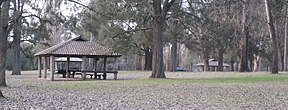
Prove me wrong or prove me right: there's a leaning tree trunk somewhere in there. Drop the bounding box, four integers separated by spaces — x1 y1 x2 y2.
150 0 175 78
0 90 4 98
239 0 250 72
0 0 9 86
284 1 288 71
265 0 279 74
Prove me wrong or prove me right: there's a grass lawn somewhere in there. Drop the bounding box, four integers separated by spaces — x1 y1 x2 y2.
1 71 288 109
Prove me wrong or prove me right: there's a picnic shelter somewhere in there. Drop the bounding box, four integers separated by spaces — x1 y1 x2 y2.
34 36 122 81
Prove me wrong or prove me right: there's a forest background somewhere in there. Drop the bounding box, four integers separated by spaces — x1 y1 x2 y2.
0 0 287 79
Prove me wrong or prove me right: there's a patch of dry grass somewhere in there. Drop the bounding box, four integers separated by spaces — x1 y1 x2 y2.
1 71 288 109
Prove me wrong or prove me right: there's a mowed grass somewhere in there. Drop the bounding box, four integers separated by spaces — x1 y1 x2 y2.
3 71 288 109
31 71 288 90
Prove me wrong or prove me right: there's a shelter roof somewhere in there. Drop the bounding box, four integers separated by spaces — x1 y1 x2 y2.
35 36 121 58
55 57 83 62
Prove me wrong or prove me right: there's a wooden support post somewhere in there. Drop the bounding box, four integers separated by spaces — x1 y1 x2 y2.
38 57 42 78
66 56 70 78
82 56 87 80
103 57 107 79
44 57 47 78
113 57 117 80
94 57 98 79
114 73 117 80
50 56 55 81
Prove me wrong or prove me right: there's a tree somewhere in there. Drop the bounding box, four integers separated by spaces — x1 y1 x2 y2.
265 0 279 74
11 0 23 75
0 0 10 86
165 2 184 72
0 89 3 98
150 0 175 78
239 0 250 72
284 0 288 71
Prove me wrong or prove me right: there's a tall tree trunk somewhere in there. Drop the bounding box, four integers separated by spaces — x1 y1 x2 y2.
0 0 9 86
151 15 165 78
144 47 152 70
150 0 175 78
169 41 177 72
202 51 210 71
277 39 283 71
136 55 142 70
239 0 250 72
218 43 224 71
265 0 279 74
12 1 22 75
230 60 235 71
253 53 260 72
284 1 288 71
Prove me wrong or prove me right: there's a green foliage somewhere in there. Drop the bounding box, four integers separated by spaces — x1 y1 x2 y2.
6 42 36 71
271 0 285 19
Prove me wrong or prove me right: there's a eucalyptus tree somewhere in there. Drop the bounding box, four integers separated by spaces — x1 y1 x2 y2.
265 0 279 74
271 0 285 71
285 0 288 71
164 0 186 72
75 0 179 73
182 0 220 71
201 0 238 71
165 19 184 71
9 0 63 75
239 0 250 72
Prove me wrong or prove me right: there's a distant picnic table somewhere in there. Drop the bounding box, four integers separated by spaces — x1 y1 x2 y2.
69 70 118 80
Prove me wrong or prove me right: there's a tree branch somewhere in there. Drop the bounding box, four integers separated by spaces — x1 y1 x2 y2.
67 0 111 19
162 0 176 17
112 27 153 39
22 14 53 25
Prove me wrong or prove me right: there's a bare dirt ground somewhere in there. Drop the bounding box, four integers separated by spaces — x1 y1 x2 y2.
1 71 288 109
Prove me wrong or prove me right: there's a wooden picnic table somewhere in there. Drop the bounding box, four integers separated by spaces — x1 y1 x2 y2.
68 70 118 80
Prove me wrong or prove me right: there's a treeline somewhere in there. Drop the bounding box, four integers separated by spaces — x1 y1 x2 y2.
0 0 287 80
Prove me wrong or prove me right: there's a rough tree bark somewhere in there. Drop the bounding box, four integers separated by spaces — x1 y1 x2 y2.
218 43 224 71
202 51 210 71
12 0 22 75
150 0 175 78
0 0 9 86
265 0 279 74
239 0 250 72
169 41 177 72
144 46 152 70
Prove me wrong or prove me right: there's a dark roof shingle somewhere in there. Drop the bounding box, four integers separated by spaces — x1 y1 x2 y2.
35 37 121 57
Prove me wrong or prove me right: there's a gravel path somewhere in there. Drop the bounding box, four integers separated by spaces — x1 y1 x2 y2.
1 71 288 109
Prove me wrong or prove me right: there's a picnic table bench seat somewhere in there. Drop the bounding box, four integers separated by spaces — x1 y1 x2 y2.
69 70 118 80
